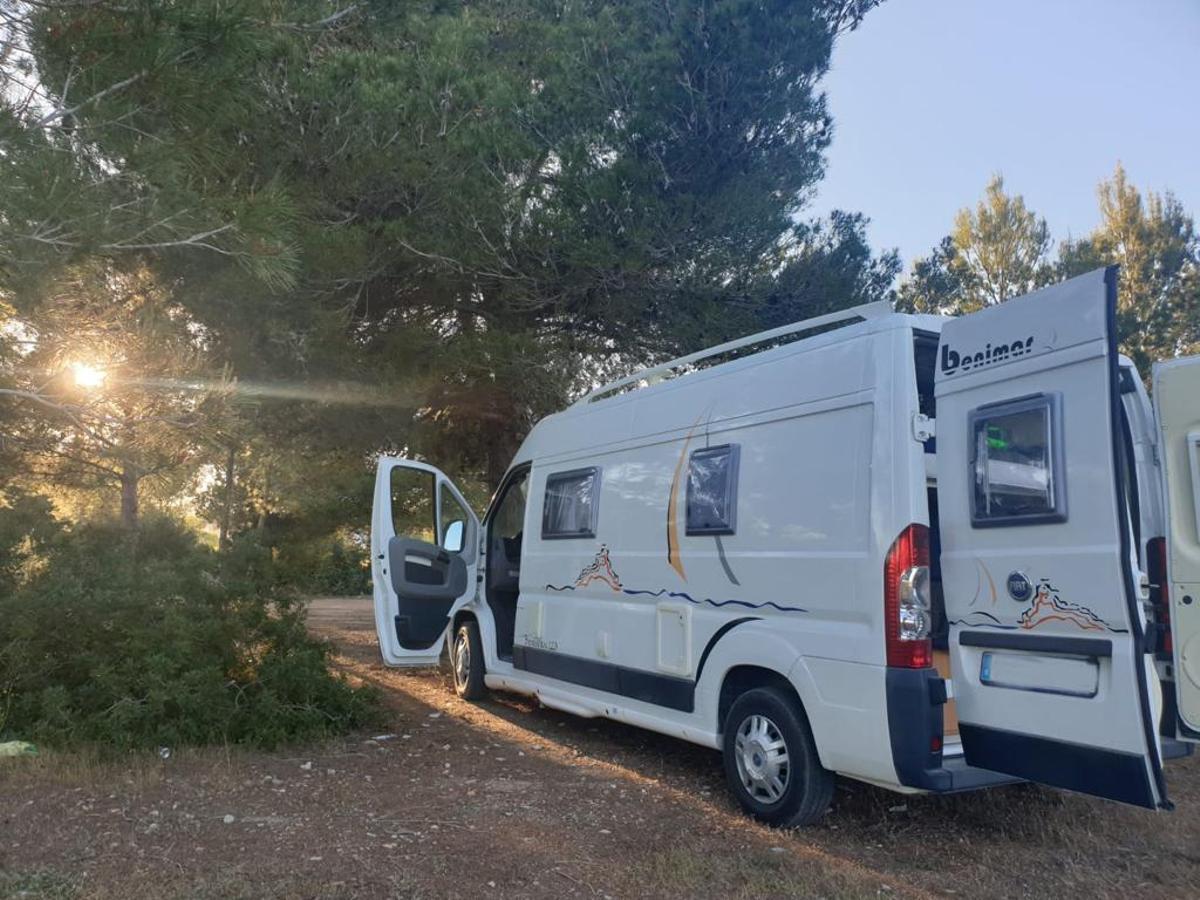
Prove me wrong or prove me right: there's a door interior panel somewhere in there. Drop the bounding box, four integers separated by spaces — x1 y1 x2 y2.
387 536 467 649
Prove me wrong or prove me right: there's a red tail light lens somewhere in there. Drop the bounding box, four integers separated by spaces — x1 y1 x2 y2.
1147 537 1172 657
885 524 932 669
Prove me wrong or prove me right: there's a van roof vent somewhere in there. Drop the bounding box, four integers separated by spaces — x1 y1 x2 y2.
573 300 891 407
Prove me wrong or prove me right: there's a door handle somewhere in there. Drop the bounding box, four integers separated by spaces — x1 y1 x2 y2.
376 553 385 560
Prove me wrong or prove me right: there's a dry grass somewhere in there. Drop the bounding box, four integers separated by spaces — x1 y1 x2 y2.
0 870 79 900
0 868 406 900
637 845 886 899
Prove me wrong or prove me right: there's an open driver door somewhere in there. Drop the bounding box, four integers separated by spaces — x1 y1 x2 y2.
371 457 480 667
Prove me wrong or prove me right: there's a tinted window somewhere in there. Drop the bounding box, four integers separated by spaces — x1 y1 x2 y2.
686 444 739 535
970 394 1066 526
542 468 600 539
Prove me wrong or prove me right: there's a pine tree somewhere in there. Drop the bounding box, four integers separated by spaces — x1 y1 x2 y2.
1057 164 1199 370
4 264 232 527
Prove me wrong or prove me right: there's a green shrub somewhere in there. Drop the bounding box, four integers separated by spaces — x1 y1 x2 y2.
0 509 380 749
271 531 371 596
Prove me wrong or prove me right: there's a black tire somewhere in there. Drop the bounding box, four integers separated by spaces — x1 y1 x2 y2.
450 618 487 700
722 686 834 827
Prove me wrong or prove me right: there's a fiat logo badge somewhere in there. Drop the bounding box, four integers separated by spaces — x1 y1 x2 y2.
1007 571 1033 602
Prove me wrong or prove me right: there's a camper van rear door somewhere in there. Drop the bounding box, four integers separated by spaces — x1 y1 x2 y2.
370 457 480 667
1152 355 1200 741
934 267 1168 810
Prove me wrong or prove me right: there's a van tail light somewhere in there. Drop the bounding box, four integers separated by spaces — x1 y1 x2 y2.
885 524 933 668
1147 537 1172 658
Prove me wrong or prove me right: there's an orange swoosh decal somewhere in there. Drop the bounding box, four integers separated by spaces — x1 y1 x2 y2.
667 417 704 581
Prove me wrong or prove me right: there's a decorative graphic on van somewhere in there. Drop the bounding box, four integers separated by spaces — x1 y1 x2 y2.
940 336 1035 376
567 544 623 592
1017 580 1120 632
969 559 998 606
666 417 705 582
619 588 806 614
545 547 804 613
951 578 1127 634
950 609 1011 629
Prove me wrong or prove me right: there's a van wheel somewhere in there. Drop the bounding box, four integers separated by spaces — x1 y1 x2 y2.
451 619 487 700
722 687 834 827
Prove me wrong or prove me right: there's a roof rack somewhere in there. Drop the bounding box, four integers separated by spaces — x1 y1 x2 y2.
572 300 891 407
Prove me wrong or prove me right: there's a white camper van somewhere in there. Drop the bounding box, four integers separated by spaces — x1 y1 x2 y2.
370 267 1199 826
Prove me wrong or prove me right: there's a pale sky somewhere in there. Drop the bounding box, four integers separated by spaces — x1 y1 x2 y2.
809 0 1200 268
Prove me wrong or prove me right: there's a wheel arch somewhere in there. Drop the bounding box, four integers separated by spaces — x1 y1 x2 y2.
451 608 478 635
718 665 801 734
696 625 837 772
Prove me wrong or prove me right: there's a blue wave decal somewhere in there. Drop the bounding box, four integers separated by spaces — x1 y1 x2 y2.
949 619 1019 631
625 588 806 613
543 583 805 613
953 610 1005 625
624 587 807 613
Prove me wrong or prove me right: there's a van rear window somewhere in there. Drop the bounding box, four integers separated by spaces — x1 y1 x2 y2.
686 444 740 535
542 468 600 539
969 394 1066 526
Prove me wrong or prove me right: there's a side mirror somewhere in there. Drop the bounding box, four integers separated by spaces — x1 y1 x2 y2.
443 519 465 553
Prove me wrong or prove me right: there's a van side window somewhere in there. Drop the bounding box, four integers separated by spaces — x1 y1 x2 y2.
968 393 1066 526
686 444 740 535
542 468 600 539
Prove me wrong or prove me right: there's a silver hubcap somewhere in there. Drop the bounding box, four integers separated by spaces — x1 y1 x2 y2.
734 714 790 804
453 631 470 687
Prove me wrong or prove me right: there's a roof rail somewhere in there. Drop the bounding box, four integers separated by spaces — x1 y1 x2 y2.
572 300 891 407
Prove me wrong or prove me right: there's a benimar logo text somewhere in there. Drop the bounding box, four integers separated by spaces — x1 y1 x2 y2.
941 335 1035 375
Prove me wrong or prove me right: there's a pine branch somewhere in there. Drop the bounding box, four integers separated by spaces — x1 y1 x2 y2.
35 69 148 129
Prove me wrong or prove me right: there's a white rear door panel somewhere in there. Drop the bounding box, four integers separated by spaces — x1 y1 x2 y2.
935 267 1167 809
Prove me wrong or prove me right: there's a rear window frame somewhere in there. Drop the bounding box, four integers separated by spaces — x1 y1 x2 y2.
968 392 1068 528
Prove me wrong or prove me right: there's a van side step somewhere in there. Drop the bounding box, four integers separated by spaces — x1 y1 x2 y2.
934 754 1024 793
1162 738 1195 761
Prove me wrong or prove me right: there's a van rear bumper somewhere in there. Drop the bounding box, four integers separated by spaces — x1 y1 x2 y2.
885 666 1020 793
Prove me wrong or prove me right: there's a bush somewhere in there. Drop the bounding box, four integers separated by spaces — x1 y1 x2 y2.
271 531 371 597
0 508 380 749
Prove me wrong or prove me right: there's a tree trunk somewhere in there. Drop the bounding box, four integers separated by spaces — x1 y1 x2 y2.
120 467 140 529
219 445 236 550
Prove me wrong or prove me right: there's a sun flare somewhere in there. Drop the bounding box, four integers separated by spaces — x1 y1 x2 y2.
71 362 107 389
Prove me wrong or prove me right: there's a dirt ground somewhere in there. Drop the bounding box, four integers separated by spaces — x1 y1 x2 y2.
3 596 1199 899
